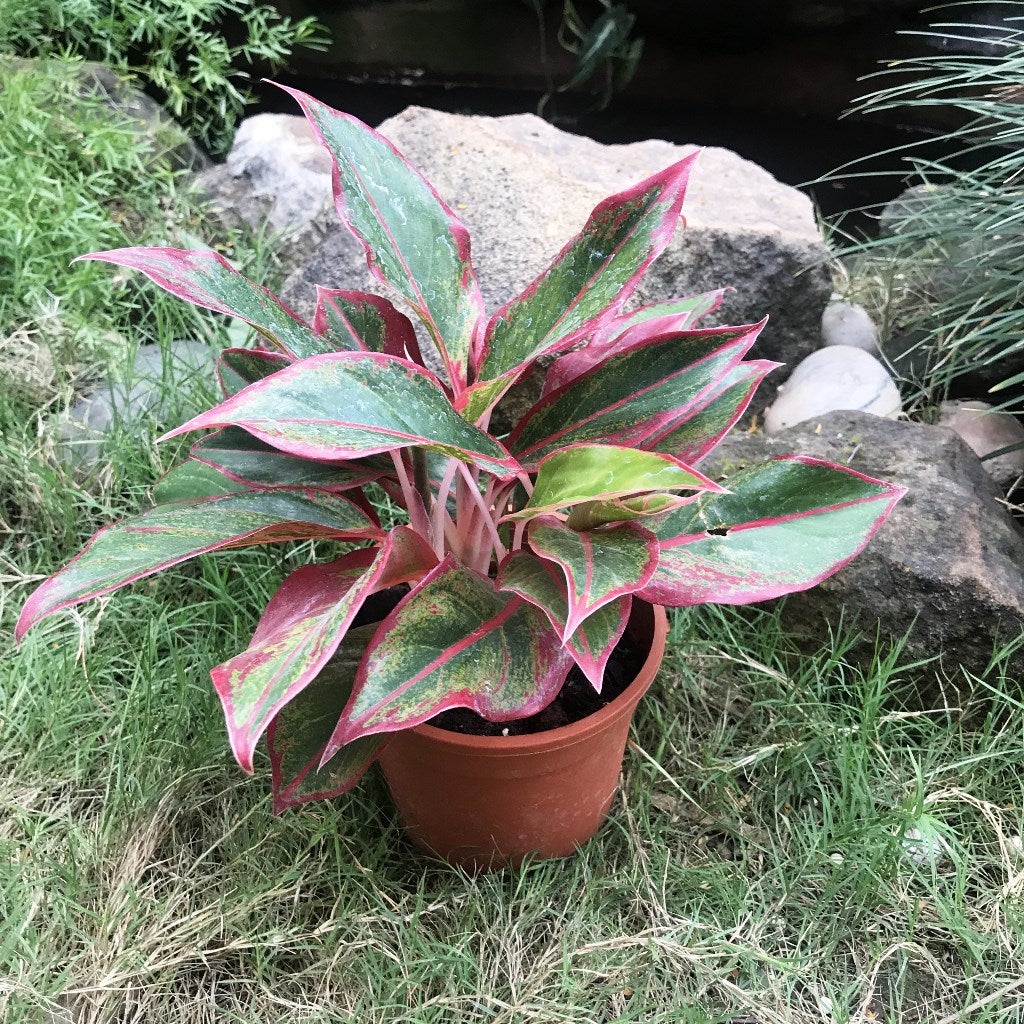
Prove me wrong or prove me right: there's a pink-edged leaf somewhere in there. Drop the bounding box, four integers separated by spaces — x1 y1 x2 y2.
192 428 385 493
15 489 380 640
161 351 520 480
543 289 727 396
638 456 907 606
527 515 659 640
324 557 573 749
268 623 386 812
279 85 485 393
311 288 422 362
78 248 331 360
217 347 291 397
504 443 723 522
497 549 631 690
509 321 766 467
473 154 699 386
212 526 436 774
644 360 778 465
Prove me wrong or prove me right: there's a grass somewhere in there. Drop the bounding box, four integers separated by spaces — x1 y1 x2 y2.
4 49 1024 1024
5 541 1024 1022
825 2 1024 415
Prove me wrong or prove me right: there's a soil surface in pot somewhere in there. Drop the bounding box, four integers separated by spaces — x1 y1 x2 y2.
429 629 646 737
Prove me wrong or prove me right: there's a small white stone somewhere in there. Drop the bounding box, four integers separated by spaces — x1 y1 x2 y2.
822 301 879 352
937 400 1024 489
763 346 902 434
902 820 949 868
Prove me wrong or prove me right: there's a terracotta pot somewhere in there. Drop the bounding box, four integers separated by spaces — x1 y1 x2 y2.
376 601 668 869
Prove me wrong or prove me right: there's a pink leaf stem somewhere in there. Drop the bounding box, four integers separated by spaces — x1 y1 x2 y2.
432 456 462 558
457 461 506 571
390 450 430 538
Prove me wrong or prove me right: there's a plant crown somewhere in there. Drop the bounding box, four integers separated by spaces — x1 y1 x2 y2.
17 87 905 810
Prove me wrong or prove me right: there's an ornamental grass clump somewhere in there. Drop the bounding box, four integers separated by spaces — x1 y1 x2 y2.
17 86 905 811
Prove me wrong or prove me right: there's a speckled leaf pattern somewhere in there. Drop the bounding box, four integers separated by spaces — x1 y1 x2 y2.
527 516 659 640
324 558 573 749
639 456 908 606
497 549 630 689
15 490 380 639
510 322 765 466
212 527 437 774
542 289 726 396
475 155 699 384
311 288 421 361
281 86 485 390
193 428 383 492
267 624 386 812
79 248 333 360
644 360 778 464
506 443 722 521
217 348 290 397
162 352 520 479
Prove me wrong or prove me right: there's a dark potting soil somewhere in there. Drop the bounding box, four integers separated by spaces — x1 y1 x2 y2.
429 627 646 737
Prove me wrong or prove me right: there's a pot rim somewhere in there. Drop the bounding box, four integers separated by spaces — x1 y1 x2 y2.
401 602 668 759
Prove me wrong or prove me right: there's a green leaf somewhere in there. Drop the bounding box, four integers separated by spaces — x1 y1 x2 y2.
217 348 290 397
193 428 384 492
510 322 764 466
79 248 333 360
497 550 630 689
323 559 573 747
505 443 722 521
163 352 520 480
280 86 485 390
151 460 248 504
468 154 699 413
527 516 659 639
640 456 907 606
268 624 386 812
213 527 436 774
16 489 380 639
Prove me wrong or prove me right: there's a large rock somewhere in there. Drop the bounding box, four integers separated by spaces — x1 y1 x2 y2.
200 107 831 387
703 411 1024 679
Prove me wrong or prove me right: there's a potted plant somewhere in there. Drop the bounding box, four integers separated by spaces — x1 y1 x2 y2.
16 86 905 868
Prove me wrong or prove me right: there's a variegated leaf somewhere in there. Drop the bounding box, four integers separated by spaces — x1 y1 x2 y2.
268 624 386 812
644 360 777 464
15 490 380 639
565 492 696 530
161 351 520 480
280 86 485 391
510 321 765 466
639 456 907 606
212 527 436 774
497 549 630 689
193 428 384 492
78 248 332 360
217 348 291 397
323 558 573 749
473 154 699 387
311 288 421 361
505 443 723 521
542 289 726 396
527 516 659 640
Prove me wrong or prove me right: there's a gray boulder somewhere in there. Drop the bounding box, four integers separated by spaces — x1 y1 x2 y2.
59 341 215 471
200 106 830 388
703 411 1024 679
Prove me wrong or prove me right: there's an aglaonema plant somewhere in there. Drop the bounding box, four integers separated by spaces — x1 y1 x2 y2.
16 86 906 812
